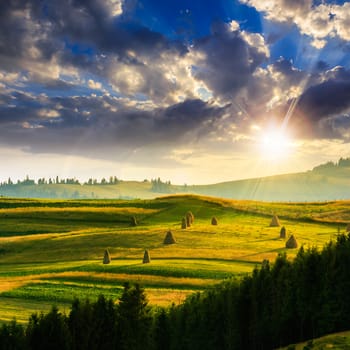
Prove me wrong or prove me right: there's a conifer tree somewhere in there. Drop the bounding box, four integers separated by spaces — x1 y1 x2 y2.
117 283 152 350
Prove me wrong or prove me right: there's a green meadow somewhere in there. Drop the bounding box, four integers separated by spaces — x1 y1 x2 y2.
0 195 349 323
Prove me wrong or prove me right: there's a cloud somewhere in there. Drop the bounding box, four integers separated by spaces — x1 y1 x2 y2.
297 79 350 121
247 58 307 112
240 0 312 22
88 79 102 90
224 55 350 142
0 91 230 161
240 0 350 48
281 66 350 139
0 0 349 175
192 21 269 101
0 0 187 94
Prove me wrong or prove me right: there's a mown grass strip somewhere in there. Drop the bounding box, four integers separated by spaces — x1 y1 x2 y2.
1 282 123 304
71 259 254 279
45 272 218 290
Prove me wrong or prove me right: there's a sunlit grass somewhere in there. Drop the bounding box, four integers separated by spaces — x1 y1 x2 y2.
278 330 350 350
1 282 124 304
0 194 349 323
0 298 70 324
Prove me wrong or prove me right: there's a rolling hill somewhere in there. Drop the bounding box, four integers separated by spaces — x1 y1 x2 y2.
188 165 350 201
0 160 349 201
0 194 349 323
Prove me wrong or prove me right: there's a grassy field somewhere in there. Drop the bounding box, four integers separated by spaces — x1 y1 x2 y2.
0 194 349 323
278 330 350 349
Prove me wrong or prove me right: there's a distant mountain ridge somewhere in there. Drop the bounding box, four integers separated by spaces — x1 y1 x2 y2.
1 158 349 201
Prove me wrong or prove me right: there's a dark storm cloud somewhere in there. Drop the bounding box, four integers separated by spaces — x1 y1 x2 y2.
297 79 350 121
0 92 229 157
193 22 268 100
0 0 32 58
317 114 350 140
0 0 193 107
0 0 186 79
272 58 305 84
283 67 350 139
44 0 178 57
314 60 330 72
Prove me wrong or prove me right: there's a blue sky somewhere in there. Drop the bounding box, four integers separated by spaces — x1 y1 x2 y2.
0 0 350 184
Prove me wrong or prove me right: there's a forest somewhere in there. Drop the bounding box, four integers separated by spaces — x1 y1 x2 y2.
2 233 350 350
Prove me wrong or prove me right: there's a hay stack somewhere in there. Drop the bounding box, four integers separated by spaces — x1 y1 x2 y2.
130 216 137 226
181 217 187 229
143 250 151 264
270 215 280 227
346 223 350 232
211 217 218 225
186 211 194 227
163 230 176 244
285 235 298 249
103 249 111 264
280 226 286 239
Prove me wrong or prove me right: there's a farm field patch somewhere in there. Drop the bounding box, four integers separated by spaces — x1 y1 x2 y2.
0 195 348 323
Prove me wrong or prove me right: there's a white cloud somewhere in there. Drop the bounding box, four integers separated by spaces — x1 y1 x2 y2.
38 109 60 118
229 20 240 32
240 0 312 22
104 0 123 17
333 3 350 41
108 49 199 104
88 79 102 90
241 31 270 58
311 39 327 49
0 71 20 83
240 0 350 46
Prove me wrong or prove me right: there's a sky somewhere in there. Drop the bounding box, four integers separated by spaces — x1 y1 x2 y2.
0 0 350 185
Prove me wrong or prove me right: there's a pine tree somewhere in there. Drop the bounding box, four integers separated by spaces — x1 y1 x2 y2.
68 299 94 350
26 306 71 350
154 309 171 350
0 320 26 350
117 283 152 350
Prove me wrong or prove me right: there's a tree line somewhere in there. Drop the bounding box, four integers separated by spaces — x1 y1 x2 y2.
3 234 350 349
1 176 121 187
150 178 172 193
313 156 350 171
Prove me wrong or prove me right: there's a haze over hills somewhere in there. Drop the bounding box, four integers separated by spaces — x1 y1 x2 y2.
1 158 349 201
188 159 350 201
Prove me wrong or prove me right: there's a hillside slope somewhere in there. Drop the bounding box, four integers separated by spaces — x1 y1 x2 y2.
189 166 350 201
1 164 349 201
0 194 348 323
278 330 350 349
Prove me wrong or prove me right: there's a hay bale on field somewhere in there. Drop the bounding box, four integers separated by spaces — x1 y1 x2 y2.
163 230 176 244
130 216 137 226
103 249 111 264
280 226 286 239
186 211 194 227
346 223 350 232
286 235 298 249
270 215 280 227
181 217 187 229
143 250 151 264
211 217 218 225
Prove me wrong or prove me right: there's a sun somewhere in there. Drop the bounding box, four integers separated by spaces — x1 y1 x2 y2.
260 129 292 160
